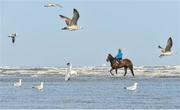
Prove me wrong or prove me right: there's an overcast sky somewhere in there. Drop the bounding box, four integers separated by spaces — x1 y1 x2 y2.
0 0 180 67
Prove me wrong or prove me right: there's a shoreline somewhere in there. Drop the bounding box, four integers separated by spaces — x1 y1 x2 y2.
0 65 180 77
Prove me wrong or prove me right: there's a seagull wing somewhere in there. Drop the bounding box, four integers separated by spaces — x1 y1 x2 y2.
13 33 16 37
8 33 13 37
9 33 16 37
55 4 63 8
44 5 49 7
35 85 40 89
59 15 71 26
71 8 80 25
165 37 173 52
127 85 136 90
127 86 133 90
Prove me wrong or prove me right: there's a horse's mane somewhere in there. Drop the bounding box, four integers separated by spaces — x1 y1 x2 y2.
108 54 114 58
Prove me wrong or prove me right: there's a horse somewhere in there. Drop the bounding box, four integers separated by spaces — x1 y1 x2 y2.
106 54 134 76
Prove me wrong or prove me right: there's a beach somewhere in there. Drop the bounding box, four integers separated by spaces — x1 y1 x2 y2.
0 65 180 109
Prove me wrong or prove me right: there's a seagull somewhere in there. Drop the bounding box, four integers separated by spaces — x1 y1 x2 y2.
158 37 173 57
65 63 71 81
59 8 82 31
8 32 17 44
124 82 138 91
67 62 78 75
44 3 62 8
32 82 43 91
14 79 22 87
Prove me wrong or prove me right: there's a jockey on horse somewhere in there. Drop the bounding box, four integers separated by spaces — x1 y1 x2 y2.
115 49 123 63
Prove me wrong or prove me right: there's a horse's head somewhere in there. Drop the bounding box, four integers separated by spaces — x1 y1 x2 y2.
106 54 113 62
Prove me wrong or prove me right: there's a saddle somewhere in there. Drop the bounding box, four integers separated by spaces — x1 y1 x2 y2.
115 59 122 65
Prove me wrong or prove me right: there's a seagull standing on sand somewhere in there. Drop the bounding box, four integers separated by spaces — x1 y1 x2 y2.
124 82 138 91
14 79 22 87
158 37 173 57
32 82 43 91
59 8 82 31
44 3 62 8
8 32 16 44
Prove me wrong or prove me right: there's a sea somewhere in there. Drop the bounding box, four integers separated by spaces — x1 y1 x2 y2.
0 65 180 109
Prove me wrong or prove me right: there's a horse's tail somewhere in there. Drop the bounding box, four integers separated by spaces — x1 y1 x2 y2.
129 60 134 76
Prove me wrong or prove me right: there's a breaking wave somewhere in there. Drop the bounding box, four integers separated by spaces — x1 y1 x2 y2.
0 65 180 77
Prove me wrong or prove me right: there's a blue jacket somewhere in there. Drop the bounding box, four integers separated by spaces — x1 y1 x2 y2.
115 52 123 60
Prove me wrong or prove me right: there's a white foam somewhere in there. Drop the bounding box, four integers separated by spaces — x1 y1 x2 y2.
0 65 179 77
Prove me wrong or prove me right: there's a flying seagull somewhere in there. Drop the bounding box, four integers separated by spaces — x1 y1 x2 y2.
158 37 173 57
59 8 82 31
8 32 16 44
44 3 62 8
14 79 22 87
32 82 43 91
124 82 138 91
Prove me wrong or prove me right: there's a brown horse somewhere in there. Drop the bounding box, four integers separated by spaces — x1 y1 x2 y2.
106 54 134 76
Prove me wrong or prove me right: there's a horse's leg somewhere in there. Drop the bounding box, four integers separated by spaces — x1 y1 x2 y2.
110 68 114 75
115 68 118 74
130 67 134 76
124 67 127 76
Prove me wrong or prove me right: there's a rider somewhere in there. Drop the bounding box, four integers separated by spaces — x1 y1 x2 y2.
115 49 123 61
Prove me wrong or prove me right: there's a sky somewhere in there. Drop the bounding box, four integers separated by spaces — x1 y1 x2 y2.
0 0 180 67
